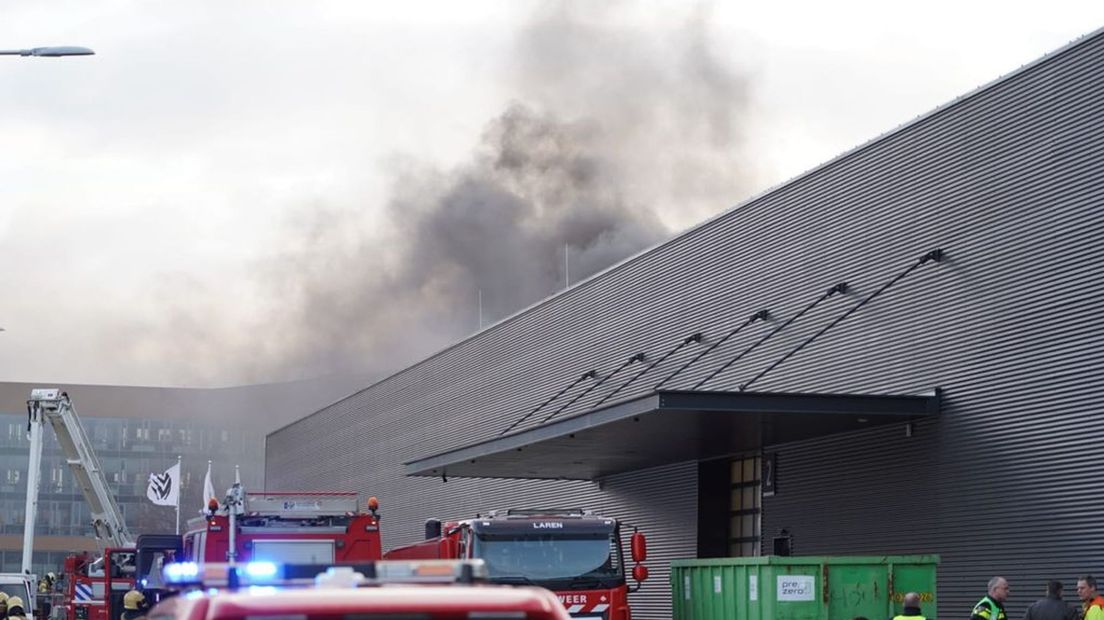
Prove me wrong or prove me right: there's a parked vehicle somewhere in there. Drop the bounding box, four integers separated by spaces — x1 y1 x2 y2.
384 509 648 620
154 559 572 620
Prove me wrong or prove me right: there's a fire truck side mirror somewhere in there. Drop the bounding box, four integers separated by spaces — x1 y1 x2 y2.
630 530 647 563
425 519 442 540
632 564 649 583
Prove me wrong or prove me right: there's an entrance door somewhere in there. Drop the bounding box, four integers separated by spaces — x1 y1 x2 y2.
729 455 761 556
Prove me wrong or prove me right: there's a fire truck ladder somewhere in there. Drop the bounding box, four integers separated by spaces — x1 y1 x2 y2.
23 389 135 574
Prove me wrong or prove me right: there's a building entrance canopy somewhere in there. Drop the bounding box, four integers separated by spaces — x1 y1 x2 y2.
406 389 941 480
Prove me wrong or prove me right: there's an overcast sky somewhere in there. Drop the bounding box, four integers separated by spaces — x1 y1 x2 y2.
1 1 1101 388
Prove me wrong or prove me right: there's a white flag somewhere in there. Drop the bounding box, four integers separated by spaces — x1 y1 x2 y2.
147 462 180 507
202 461 215 511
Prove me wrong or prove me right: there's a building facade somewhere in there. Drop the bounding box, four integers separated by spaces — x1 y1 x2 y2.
0 375 366 576
0 410 264 575
266 29 1104 619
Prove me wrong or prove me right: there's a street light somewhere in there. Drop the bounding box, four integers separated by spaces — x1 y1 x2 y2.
0 46 94 57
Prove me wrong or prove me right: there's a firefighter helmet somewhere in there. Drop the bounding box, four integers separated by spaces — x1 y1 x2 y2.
6 596 23 613
0 592 8 602
123 590 147 611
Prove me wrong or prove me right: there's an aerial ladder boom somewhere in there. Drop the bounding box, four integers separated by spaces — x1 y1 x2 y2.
23 389 135 574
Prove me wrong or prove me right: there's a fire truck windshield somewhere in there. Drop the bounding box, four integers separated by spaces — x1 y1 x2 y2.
472 531 623 587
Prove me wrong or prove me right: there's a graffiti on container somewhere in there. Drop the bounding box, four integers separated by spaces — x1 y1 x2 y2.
846 586 867 607
892 592 935 603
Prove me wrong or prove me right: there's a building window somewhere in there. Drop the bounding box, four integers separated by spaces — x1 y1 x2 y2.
158 428 172 442
729 455 761 557
6 470 20 484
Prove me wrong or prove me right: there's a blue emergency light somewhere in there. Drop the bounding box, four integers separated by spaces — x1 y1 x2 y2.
163 562 200 582
243 562 278 579
161 559 489 589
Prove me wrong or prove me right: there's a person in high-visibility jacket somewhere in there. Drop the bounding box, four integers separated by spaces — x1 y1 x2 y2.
971 576 1010 620
893 592 925 620
1077 576 1104 620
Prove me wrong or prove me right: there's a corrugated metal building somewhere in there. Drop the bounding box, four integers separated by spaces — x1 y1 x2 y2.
266 28 1104 619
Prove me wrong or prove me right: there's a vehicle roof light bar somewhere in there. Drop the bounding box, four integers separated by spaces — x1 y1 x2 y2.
162 559 488 589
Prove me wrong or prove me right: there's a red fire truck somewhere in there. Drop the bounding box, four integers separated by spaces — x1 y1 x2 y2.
59 548 138 620
178 489 382 565
22 389 382 620
383 509 648 620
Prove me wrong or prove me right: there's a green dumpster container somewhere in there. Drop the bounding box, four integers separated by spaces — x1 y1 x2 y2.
671 555 938 620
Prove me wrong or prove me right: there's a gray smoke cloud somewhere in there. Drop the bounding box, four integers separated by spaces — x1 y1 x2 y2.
131 2 754 386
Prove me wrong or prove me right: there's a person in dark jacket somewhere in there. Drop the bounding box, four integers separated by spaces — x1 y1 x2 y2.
1024 580 1078 620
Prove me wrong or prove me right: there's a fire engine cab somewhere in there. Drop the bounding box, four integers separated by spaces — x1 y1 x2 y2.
384 509 648 620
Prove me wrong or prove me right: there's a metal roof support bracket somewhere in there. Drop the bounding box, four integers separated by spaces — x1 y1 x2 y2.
656 311 768 390
593 333 702 409
739 249 946 391
694 283 848 390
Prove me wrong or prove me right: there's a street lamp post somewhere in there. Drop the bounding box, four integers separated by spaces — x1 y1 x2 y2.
0 46 94 57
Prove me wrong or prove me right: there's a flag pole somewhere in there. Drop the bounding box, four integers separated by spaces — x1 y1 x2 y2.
175 455 182 535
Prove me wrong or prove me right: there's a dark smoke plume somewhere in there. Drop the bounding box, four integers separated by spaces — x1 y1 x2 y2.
133 2 754 389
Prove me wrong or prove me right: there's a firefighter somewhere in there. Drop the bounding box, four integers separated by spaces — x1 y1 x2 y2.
122 590 149 620
6 596 26 620
0 592 8 618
